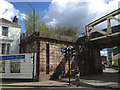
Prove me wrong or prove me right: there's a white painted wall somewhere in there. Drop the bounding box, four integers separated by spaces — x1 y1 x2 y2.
0 19 2 55
0 18 21 55
9 27 20 54
0 19 2 37
0 43 2 54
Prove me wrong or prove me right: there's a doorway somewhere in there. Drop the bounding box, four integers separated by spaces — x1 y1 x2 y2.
46 44 49 74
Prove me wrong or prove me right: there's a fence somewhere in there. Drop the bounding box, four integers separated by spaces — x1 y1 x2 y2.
0 53 36 79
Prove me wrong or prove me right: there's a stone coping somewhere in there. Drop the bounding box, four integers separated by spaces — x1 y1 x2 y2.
21 31 78 43
37 31 77 43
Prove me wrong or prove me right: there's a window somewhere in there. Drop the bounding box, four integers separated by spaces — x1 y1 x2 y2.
11 60 20 73
2 43 10 54
0 61 5 73
7 44 10 54
2 43 6 54
2 26 8 36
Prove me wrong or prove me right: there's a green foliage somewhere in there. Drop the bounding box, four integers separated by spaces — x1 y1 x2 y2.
23 9 49 35
24 9 79 37
52 25 78 37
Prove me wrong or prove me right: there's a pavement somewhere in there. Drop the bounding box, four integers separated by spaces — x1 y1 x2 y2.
0 68 120 89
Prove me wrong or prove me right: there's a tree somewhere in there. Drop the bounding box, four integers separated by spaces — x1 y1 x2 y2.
24 9 79 37
23 9 49 35
54 25 79 37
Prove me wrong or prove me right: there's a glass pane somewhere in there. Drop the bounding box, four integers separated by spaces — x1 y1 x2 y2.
0 61 5 73
2 43 6 54
2 26 8 36
11 60 20 73
7 44 10 54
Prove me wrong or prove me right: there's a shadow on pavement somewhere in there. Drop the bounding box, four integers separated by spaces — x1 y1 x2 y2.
56 79 119 90
80 72 119 83
1 68 120 89
77 82 119 90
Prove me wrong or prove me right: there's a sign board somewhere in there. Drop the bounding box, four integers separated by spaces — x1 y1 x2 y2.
0 53 36 79
0 55 25 60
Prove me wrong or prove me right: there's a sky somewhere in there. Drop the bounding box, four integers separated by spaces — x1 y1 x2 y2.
10 2 51 33
0 0 119 56
0 0 119 34
100 50 107 56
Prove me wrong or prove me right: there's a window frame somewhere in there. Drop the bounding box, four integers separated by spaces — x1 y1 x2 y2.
11 60 20 73
1 43 11 55
2 43 6 54
7 44 10 54
2 26 9 36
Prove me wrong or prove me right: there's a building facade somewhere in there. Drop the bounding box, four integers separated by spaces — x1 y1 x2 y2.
107 48 114 63
20 32 102 81
0 17 21 74
111 47 120 67
0 17 21 55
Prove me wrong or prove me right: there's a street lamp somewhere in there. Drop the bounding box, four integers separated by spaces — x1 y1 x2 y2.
26 1 35 82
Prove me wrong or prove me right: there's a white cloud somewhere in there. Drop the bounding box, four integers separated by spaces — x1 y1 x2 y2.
19 13 26 20
44 0 119 34
0 0 26 21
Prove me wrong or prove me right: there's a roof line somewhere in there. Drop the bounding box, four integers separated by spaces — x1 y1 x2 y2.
0 18 21 27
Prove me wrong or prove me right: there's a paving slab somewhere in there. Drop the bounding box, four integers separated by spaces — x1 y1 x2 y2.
1 68 120 89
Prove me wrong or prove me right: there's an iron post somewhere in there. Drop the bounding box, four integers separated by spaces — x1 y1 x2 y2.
33 8 35 82
27 1 35 82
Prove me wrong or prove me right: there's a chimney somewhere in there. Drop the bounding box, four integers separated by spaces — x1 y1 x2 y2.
13 16 18 24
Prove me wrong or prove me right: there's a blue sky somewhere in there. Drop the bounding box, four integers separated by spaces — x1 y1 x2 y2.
11 2 51 18
1 0 119 56
11 2 51 33
0 0 119 34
